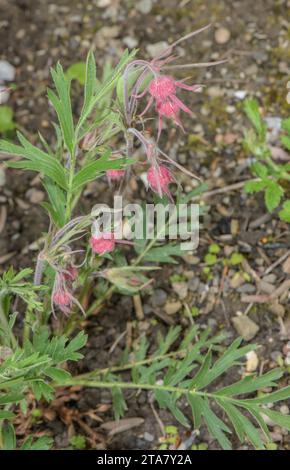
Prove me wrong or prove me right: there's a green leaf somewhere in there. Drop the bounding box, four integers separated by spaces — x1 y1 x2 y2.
252 161 268 179
31 380 54 401
209 243 221 254
279 200 290 222
72 153 128 191
21 435 53 450
0 393 24 405
244 180 267 193
143 244 184 263
77 49 137 133
281 135 290 151
81 51 98 121
262 409 290 432
265 182 284 212
155 389 189 427
2 422 16 450
48 62 75 155
66 62 86 85
217 400 264 449
229 252 244 265
190 349 212 389
281 117 290 134
155 326 181 356
241 386 290 405
104 266 158 295
1 133 68 189
195 338 255 390
44 367 71 382
64 331 87 359
216 369 283 397
0 410 15 419
0 106 16 133
204 253 217 266
200 398 232 450
42 178 66 227
111 385 126 420
244 99 266 137
188 394 203 428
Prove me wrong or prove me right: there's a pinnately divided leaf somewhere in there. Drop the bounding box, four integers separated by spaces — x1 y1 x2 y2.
71 330 290 450
0 133 68 189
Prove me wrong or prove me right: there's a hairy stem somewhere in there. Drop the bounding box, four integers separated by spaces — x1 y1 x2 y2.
55 378 242 409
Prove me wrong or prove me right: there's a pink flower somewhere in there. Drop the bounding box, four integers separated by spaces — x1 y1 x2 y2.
148 75 176 101
147 164 173 198
51 272 85 317
90 232 116 255
53 289 72 308
156 94 195 139
106 169 126 181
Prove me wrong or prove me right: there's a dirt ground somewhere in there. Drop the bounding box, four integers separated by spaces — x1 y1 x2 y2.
0 0 290 450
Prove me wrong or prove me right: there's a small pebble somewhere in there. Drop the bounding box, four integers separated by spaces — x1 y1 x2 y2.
0 60 15 82
0 167 6 186
123 36 138 49
0 86 10 104
172 282 188 300
214 27 231 44
280 405 289 416
232 315 260 341
188 277 200 292
164 301 182 315
25 188 45 204
143 432 154 442
146 41 169 59
234 90 247 100
151 289 167 307
136 0 152 14
237 283 256 294
262 274 277 284
246 350 259 372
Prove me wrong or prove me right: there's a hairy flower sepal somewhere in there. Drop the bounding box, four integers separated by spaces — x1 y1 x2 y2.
102 266 160 295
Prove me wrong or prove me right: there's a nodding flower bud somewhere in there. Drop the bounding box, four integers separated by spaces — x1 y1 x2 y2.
147 165 173 197
53 290 72 308
63 265 78 282
90 232 115 255
106 169 126 181
149 75 176 101
52 272 85 317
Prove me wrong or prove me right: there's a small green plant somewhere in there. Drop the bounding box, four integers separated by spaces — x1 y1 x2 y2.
0 106 16 134
69 435 86 450
243 98 290 221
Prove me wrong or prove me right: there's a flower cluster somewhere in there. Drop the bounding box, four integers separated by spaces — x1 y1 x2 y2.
47 26 225 314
